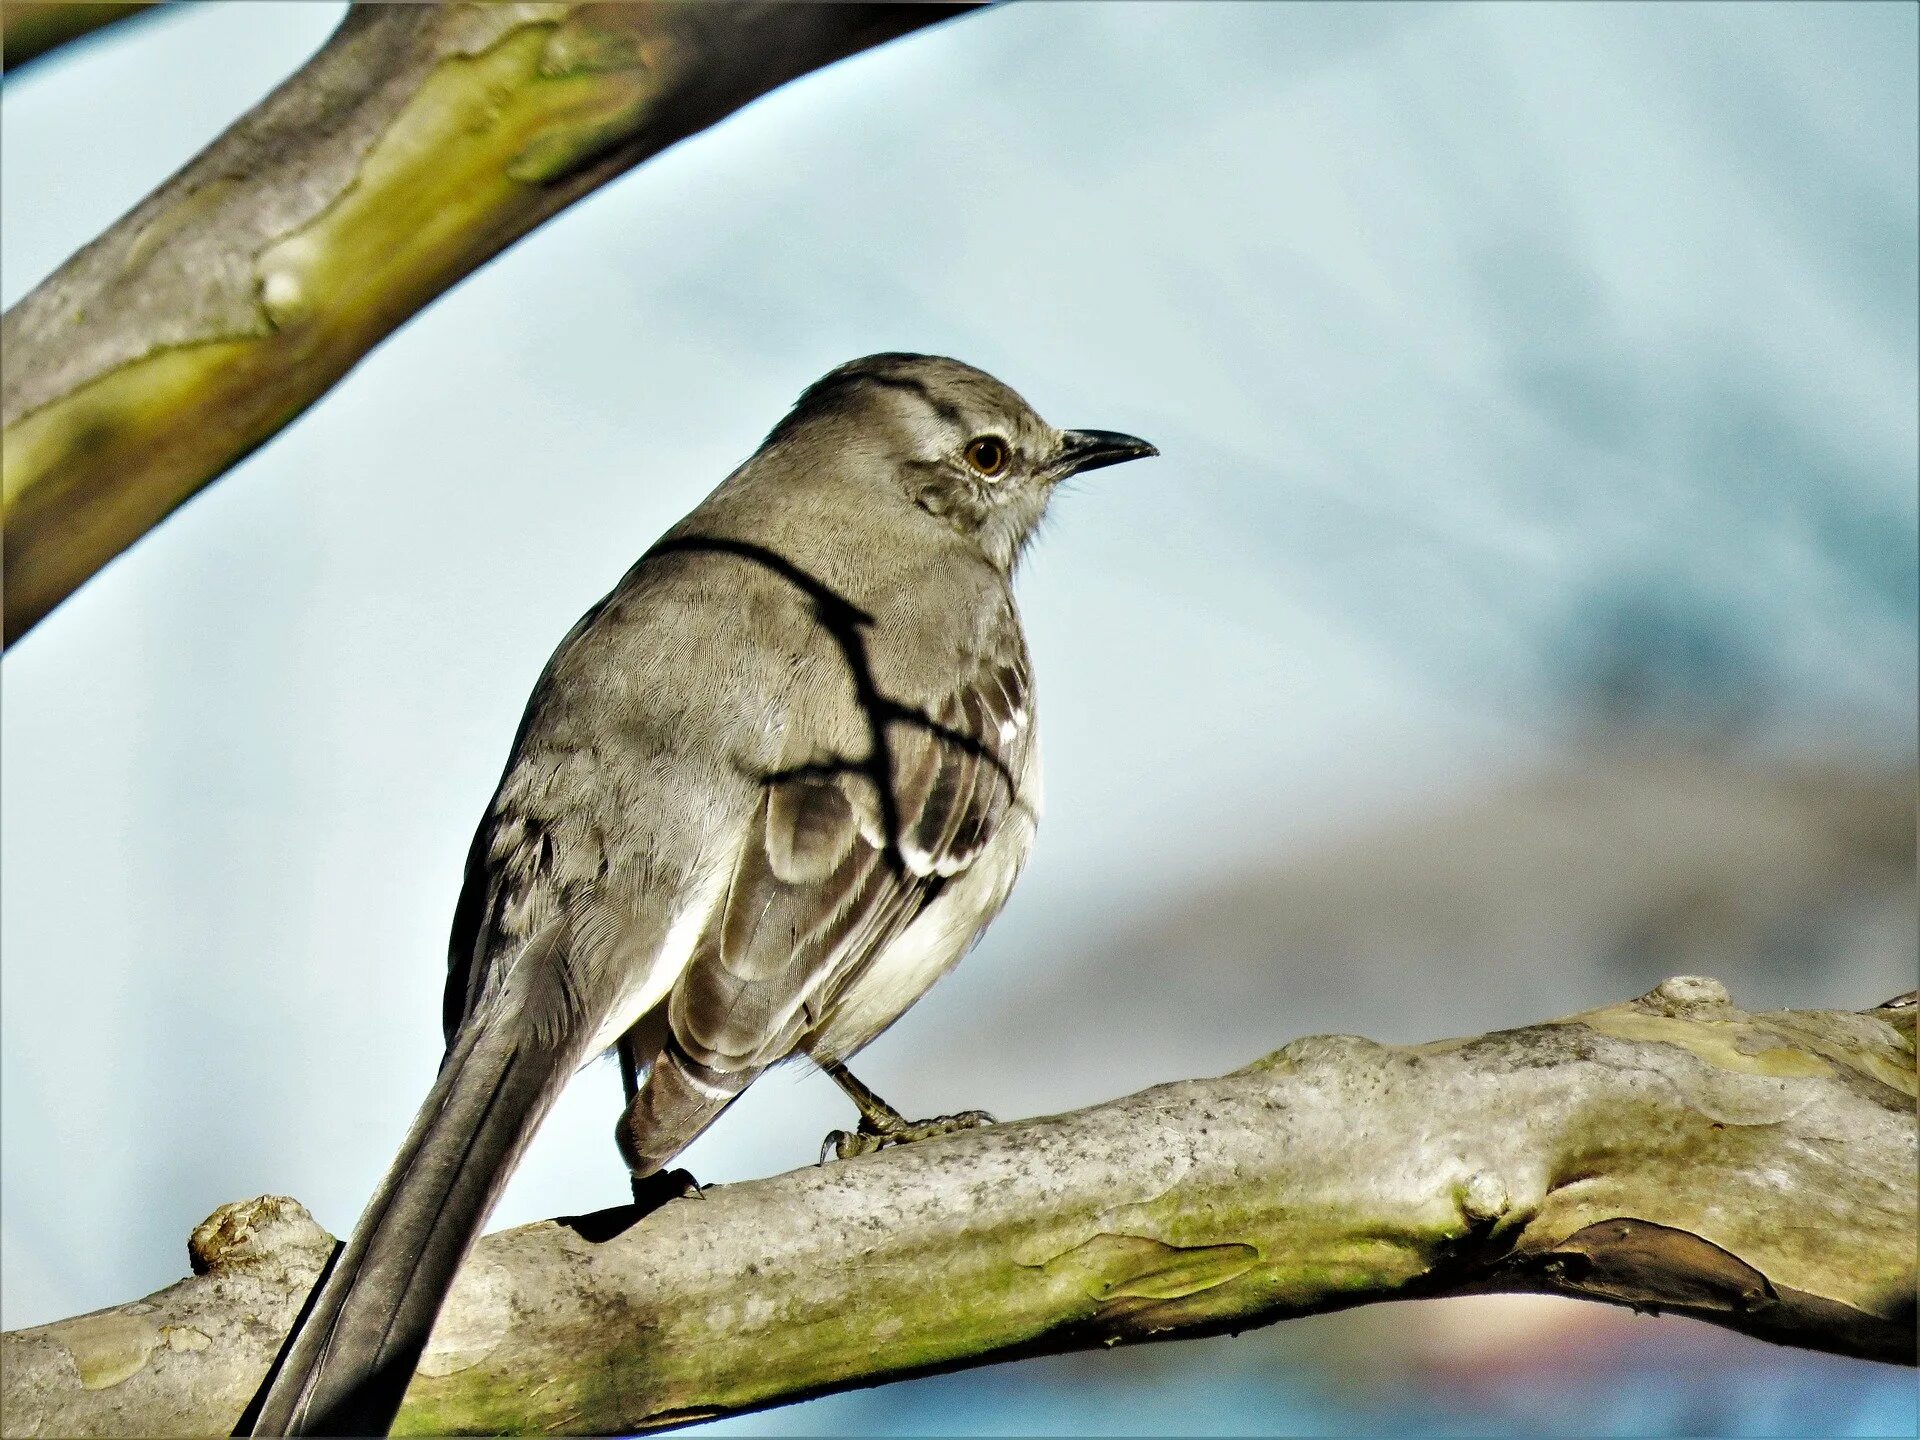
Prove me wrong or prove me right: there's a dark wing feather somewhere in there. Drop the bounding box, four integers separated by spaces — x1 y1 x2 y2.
443 820 499 1046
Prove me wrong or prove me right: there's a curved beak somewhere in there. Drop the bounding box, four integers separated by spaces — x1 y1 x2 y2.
1047 428 1159 482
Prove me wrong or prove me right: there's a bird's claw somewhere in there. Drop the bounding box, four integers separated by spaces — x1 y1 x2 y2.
820 1109 996 1163
629 1165 704 1210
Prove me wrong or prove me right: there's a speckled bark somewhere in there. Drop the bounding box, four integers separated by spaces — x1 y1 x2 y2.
0 0 969 644
2 979 1912 1438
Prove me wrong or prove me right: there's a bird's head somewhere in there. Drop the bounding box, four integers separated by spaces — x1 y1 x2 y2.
767 353 1157 571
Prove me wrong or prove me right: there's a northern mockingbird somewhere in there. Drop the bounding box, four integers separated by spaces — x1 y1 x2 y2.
250 353 1156 1436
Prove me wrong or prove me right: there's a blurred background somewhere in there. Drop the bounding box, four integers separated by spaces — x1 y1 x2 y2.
2 2 1914 1435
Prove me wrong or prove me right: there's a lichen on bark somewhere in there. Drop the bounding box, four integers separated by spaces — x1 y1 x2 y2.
1 979 1909 1438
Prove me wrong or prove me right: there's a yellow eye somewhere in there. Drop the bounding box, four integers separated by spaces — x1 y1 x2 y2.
965 435 1011 477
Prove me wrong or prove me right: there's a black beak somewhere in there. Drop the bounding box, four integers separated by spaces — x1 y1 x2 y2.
1048 428 1159 481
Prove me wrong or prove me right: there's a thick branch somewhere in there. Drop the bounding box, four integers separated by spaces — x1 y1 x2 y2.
0 1 156 73
0 1 970 644
3 978 1912 1437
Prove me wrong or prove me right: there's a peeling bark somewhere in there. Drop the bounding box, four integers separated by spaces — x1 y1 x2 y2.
2 978 1911 1437
0 1 970 644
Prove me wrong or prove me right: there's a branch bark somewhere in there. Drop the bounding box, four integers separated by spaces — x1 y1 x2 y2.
0 1 971 645
2 978 1911 1437
0 1 156 73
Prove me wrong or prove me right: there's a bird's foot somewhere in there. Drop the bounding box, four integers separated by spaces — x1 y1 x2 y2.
630 1165 704 1210
559 1166 700 1245
557 1166 702 1244
820 1108 996 1163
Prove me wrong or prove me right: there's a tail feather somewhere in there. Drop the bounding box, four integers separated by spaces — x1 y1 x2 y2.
249 1019 576 1437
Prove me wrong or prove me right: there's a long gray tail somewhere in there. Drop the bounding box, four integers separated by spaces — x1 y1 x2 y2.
249 1015 578 1437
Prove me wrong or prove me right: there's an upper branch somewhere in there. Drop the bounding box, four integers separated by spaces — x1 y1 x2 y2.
0 1 971 645
2 978 1911 1437
0 1 156 73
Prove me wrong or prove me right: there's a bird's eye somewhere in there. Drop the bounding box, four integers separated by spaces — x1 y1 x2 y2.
965 435 1011 478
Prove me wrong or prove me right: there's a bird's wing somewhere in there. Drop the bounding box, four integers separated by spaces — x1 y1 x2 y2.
440 593 630 1050
662 616 1036 1081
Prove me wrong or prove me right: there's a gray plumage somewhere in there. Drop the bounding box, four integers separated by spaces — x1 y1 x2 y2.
249 353 1155 1436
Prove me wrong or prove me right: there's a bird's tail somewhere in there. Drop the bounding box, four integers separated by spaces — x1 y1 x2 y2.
248 1013 580 1437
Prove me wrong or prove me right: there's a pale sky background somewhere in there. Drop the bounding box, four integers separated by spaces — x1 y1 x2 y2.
3 3 1915 1435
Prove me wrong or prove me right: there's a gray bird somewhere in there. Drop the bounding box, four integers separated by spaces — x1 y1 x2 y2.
249 353 1156 1436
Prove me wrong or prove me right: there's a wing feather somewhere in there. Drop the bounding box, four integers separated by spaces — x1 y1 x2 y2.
665 624 1035 1076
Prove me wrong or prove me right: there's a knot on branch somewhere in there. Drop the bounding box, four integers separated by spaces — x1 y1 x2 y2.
1459 1171 1511 1224
188 1195 333 1279
1641 974 1732 1019
1245 1031 1389 1074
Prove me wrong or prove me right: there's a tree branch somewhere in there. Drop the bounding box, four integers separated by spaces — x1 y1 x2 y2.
3 978 1911 1437
0 0 972 645
0 1 157 74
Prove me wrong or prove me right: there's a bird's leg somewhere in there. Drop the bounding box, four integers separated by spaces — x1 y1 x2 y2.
819 1060 995 1162
616 1039 650 1206
617 1036 702 1208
